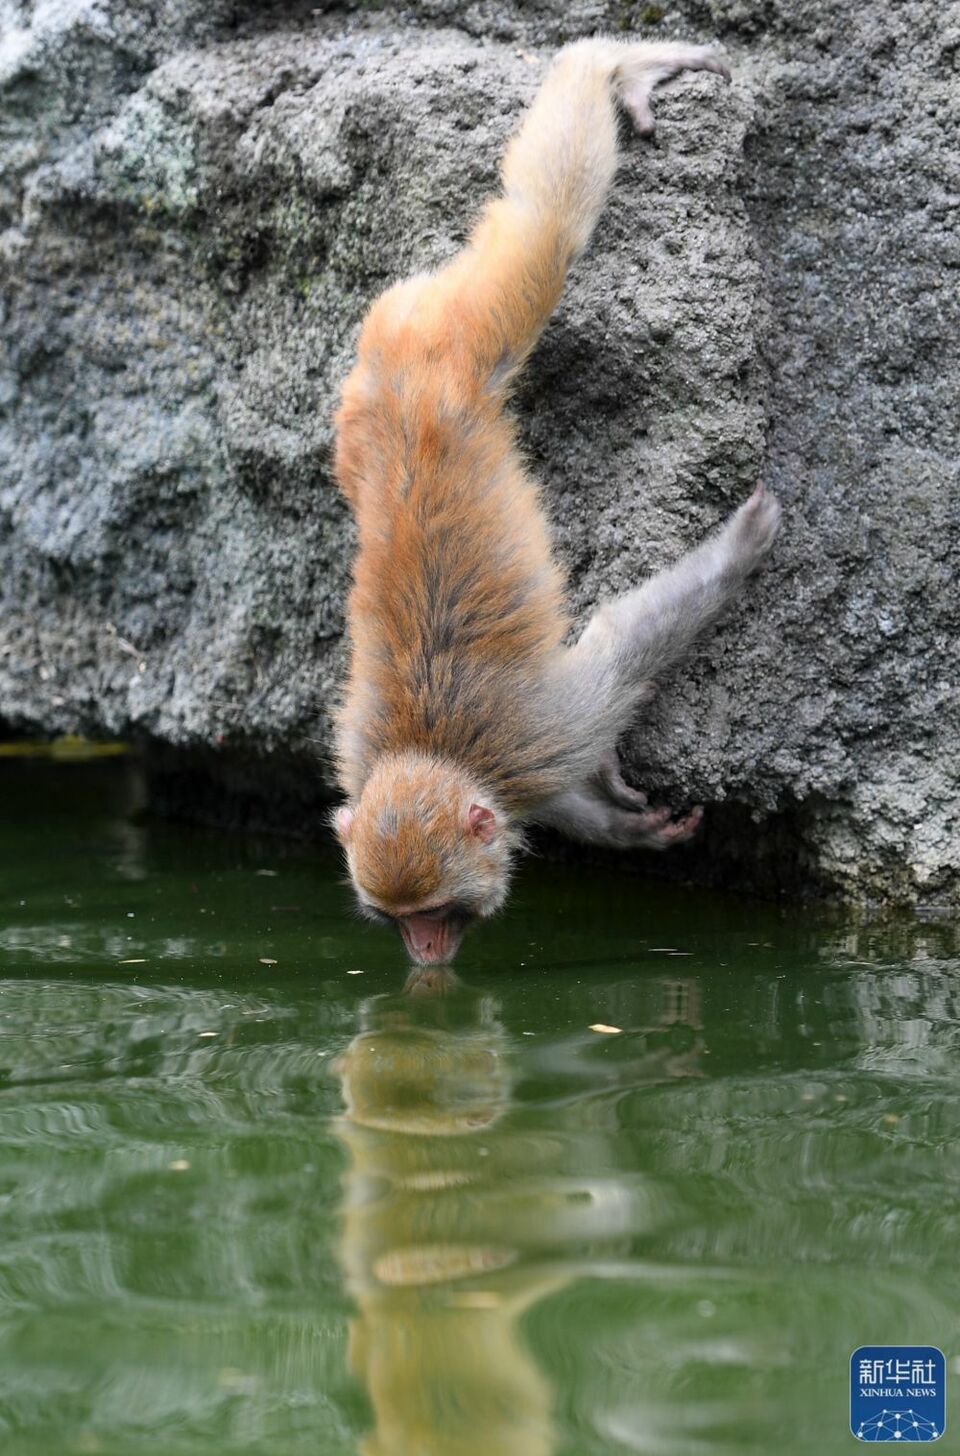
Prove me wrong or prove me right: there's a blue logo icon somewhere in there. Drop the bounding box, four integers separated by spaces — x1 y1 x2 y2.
851 1346 945 1441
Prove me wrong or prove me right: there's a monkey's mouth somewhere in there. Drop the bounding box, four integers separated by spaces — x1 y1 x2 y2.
398 912 469 965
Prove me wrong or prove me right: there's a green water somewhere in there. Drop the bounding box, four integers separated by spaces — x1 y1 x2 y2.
1 758 957 1455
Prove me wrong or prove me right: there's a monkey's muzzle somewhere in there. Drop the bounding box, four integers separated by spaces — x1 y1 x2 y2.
399 912 467 965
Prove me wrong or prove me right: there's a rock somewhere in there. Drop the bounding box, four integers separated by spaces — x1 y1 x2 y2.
1 0 957 905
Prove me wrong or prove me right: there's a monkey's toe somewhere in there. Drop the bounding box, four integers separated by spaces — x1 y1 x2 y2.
619 45 731 136
664 45 732 82
697 51 733 83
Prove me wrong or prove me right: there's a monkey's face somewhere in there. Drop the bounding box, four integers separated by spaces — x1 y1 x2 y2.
333 753 514 964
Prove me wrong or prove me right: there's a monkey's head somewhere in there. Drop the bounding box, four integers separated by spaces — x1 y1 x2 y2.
333 753 515 964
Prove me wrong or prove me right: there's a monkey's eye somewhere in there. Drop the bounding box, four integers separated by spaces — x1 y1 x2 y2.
418 902 473 922
358 901 475 927
357 902 395 927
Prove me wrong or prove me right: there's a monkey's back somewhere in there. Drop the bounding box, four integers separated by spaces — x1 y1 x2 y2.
333 278 574 810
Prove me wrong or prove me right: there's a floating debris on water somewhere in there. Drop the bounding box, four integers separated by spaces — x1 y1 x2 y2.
0 735 129 759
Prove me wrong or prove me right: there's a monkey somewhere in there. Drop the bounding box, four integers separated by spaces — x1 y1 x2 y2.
332 38 781 966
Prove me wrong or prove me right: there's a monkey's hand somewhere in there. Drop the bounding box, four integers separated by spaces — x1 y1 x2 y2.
534 759 703 851
615 42 731 137
595 755 704 849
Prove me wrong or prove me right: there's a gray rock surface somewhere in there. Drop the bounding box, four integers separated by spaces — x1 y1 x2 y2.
1 0 957 903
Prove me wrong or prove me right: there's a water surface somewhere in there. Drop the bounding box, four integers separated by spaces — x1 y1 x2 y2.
1 758 957 1454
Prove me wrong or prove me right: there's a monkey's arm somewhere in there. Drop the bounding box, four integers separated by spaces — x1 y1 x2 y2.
429 41 729 387
567 484 781 719
534 488 779 849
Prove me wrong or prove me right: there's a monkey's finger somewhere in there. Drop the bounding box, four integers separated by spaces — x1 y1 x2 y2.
639 806 673 829
598 755 650 809
659 806 704 841
632 803 704 849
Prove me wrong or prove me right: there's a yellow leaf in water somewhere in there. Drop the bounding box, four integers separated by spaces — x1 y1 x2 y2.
589 1023 622 1035
0 736 130 760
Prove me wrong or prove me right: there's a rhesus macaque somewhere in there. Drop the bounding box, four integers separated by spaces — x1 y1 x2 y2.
333 39 781 964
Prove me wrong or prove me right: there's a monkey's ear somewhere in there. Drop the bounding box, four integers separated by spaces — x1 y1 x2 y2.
467 803 496 844
334 806 355 842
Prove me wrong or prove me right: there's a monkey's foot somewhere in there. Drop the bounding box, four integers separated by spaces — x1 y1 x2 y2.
727 482 782 573
616 43 731 137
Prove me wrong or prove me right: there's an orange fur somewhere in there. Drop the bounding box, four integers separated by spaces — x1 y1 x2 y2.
342 753 506 917
331 39 733 936
334 268 571 808
333 212 580 912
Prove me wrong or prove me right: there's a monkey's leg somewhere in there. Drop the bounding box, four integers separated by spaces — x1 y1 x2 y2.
438 40 729 387
569 484 782 716
534 782 702 850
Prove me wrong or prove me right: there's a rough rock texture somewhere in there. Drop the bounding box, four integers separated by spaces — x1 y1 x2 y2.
1 0 957 904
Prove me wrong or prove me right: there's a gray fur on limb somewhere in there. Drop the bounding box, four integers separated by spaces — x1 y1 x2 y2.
535 484 781 848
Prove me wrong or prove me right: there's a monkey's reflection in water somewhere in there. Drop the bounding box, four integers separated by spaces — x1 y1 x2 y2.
333 969 705 1456
334 967 557 1456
